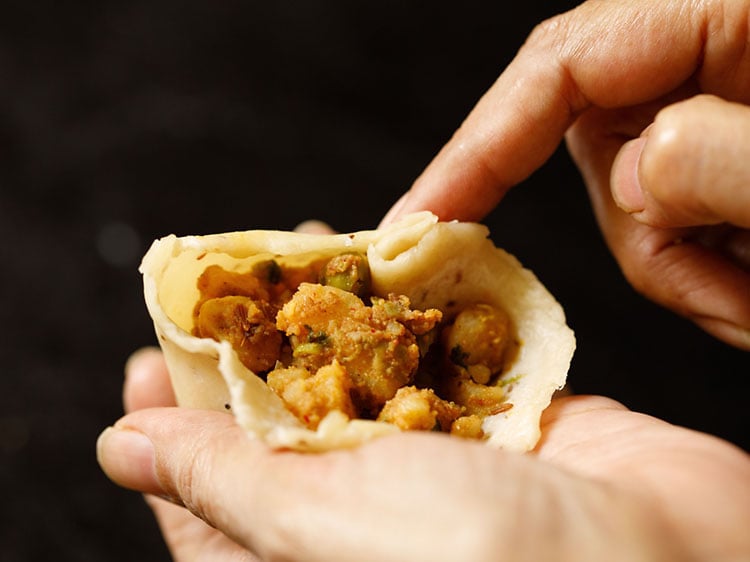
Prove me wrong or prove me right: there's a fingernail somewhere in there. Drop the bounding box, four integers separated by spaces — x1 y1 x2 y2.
97 427 163 495
612 138 647 213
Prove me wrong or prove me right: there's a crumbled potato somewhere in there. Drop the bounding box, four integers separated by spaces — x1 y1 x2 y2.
266 361 356 430
377 386 462 431
277 283 441 414
192 255 515 439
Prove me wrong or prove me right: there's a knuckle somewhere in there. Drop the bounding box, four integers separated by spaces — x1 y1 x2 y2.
646 94 723 175
641 111 689 186
617 232 712 319
527 13 567 45
525 12 579 59
615 232 674 305
642 94 748 226
169 430 225 528
619 253 652 299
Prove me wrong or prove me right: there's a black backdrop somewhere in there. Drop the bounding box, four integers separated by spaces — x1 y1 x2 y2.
2 2 747 560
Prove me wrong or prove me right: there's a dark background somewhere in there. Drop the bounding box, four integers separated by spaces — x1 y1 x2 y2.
1 2 747 560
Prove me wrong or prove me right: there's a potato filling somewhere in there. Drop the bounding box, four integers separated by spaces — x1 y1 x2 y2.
192 252 516 438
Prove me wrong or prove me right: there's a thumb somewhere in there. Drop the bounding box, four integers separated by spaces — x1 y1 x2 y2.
96 408 282 556
612 94 750 230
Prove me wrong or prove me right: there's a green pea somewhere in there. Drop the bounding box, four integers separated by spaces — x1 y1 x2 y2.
293 342 325 357
319 252 371 297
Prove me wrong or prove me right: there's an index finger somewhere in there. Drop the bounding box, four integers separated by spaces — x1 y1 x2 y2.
382 0 745 224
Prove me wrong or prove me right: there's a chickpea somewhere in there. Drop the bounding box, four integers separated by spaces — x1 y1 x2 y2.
195 295 282 373
443 303 511 384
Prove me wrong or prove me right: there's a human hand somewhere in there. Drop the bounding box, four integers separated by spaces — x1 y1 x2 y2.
97 348 750 562
568 93 750 348
381 0 750 349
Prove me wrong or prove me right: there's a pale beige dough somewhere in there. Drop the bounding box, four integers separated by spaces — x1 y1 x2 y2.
140 212 575 452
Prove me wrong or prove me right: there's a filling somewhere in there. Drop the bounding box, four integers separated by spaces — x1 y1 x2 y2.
192 252 518 439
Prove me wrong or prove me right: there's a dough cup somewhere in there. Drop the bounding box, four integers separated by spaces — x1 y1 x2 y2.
141 212 575 452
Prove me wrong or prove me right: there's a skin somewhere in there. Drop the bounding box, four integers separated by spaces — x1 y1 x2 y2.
98 0 750 559
381 0 750 349
98 348 750 562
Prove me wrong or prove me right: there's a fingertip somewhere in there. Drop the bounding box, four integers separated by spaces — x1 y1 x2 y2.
542 394 629 425
109 408 272 539
379 191 412 227
124 347 176 413
97 426 164 496
125 346 165 378
293 220 336 235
